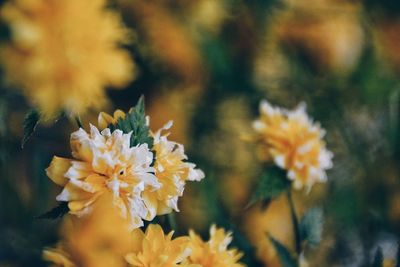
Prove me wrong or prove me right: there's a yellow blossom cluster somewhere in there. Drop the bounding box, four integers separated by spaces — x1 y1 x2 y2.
0 0 134 118
252 100 333 190
46 110 204 230
44 224 245 267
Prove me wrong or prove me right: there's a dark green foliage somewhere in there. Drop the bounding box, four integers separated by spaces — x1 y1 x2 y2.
372 247 383 267
299 207 324 248
268 234 298 267
21 109 40 148
110 96 154 148
36 202 69 220
248 166 290 207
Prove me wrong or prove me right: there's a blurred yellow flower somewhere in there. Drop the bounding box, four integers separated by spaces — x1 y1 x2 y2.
243 196 296 267
187 225 245 267
125 224 194 267
43 194 133 267
253 100 333 190
46 125 160 229
0 0 134 118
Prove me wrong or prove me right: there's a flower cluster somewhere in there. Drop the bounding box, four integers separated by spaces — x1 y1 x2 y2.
44 224 244 267
252 100 333 190
46 107 204 230
0 0 134 118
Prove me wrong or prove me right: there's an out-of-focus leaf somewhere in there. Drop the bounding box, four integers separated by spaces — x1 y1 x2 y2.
268 234 298 267
299 207 324 248
395 243 400 267
111 96 154 148
36 202 69 219
21 109 40 148
372 247 383 267
247 166 290 207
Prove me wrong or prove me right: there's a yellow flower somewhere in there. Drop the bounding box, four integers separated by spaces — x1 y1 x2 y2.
46 124 160 229
125 224 195 267
97 111 205 218
252 100 333 190
0 0 134 118
43 194 134 267
144 121 205 218
187 225 245 267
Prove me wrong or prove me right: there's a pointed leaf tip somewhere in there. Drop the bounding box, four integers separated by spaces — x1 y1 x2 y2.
36 202 69 220
268 234 298 267
21 109 40 148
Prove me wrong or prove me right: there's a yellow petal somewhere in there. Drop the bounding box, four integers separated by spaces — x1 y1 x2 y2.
157 201 173 215
58 183 93 202
129 229 145 252
84 174 106 192
68 194 99 214
43 248 76 267
46 156 72 186
142 191 158 220
113 109 126 121
125 253 142 266
98 112 115 130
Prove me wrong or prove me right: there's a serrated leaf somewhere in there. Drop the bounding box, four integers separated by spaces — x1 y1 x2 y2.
268 234 298 267
248 166 290 207
111 96 154 148
299 207 324 248
372 247 383 267
36 202 69 219
21 109 40 148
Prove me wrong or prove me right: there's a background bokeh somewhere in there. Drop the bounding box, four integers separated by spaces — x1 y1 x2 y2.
0 0 399 266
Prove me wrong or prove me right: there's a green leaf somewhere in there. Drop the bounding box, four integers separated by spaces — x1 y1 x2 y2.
36 202 69 219
372 247 383 267
268 234 298 267
21 109 40 148
111 96 154 148
248 166 290 207
299 207 324 248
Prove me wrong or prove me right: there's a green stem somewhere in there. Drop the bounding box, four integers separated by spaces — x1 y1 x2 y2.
167 213 177 231
287 189 301 255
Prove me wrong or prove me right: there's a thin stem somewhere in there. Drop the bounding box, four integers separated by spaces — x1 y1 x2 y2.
287 189 301 255
167 213 177 231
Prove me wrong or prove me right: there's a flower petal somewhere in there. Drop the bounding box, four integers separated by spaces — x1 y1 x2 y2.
46 156 72 186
